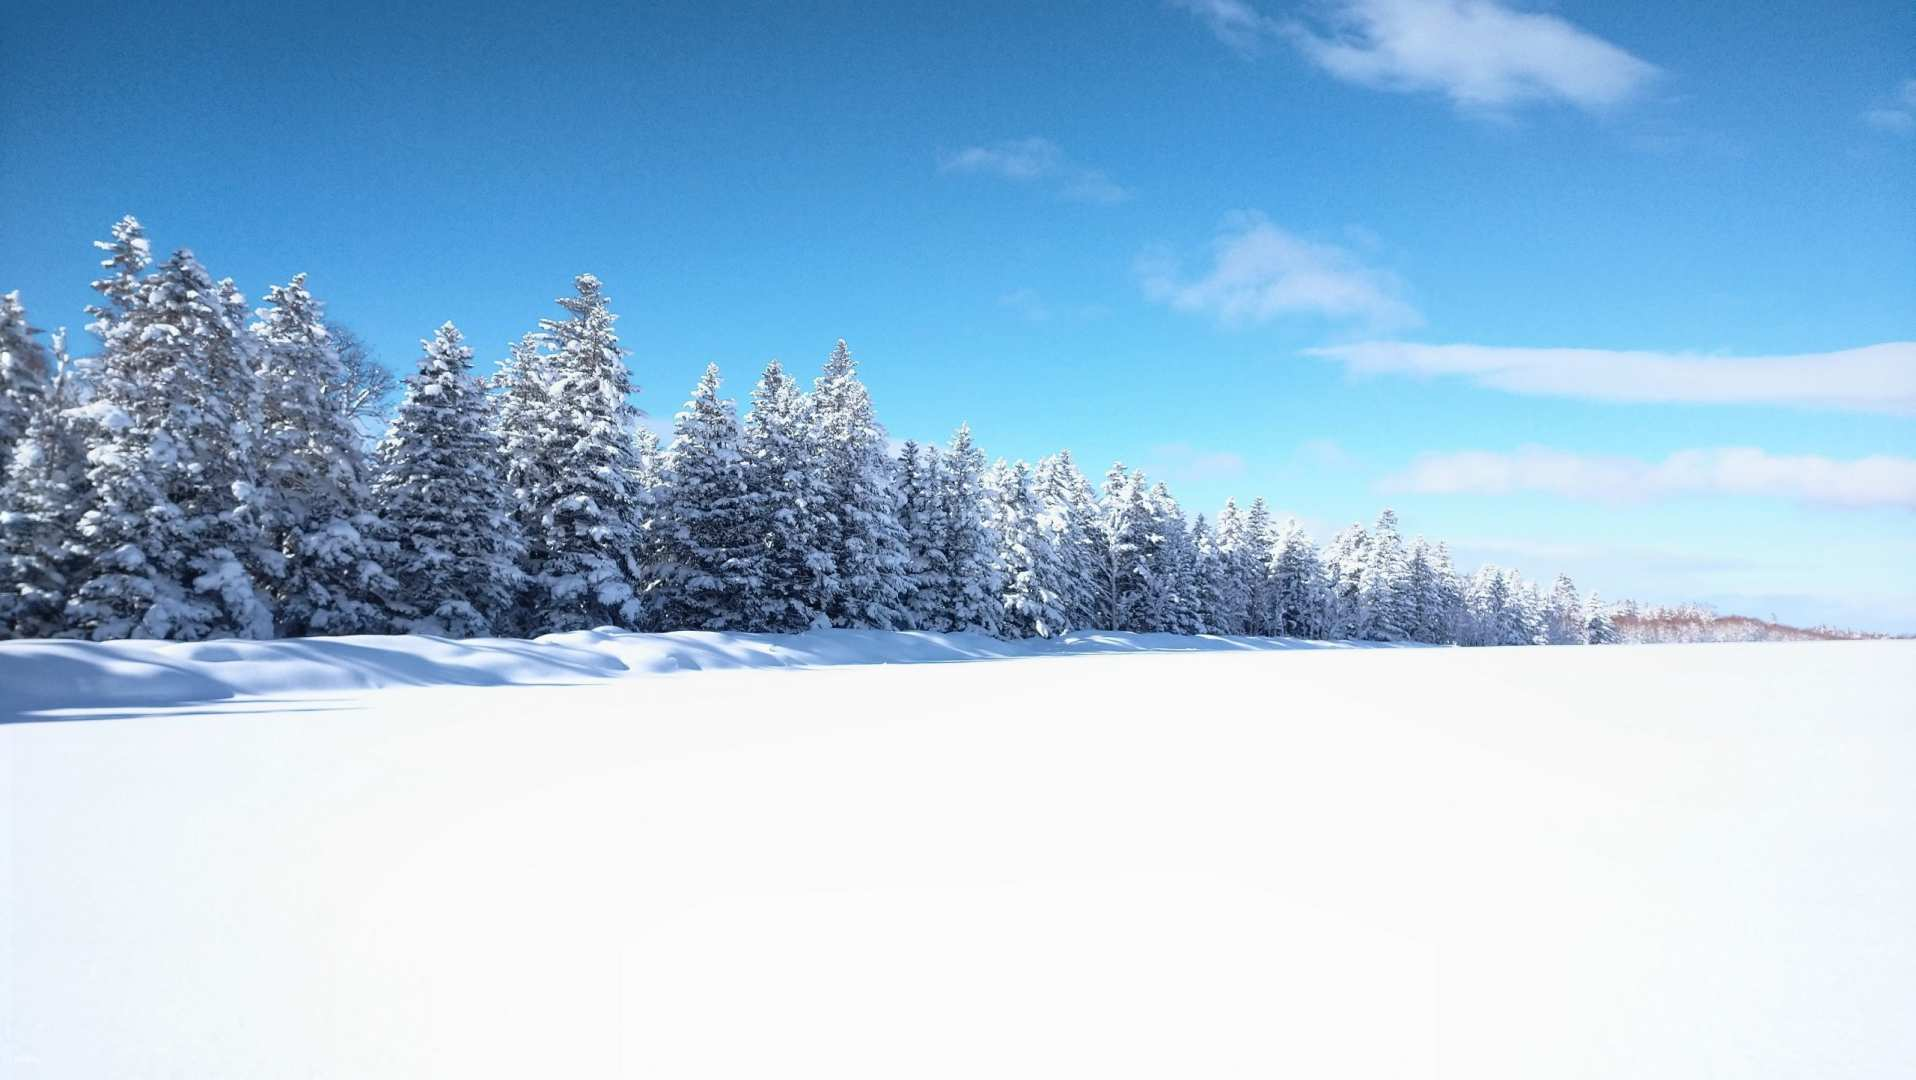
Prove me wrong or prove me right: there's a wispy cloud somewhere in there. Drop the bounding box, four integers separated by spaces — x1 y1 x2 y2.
1142 212 1421 330
1861 77 1916 134
1173 0 1658 114
1386 446 1916 510
1141 442 1249 484
1304 340 1916 414
939 138 1131 204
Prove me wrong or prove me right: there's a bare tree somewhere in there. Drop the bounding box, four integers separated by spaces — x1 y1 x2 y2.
326 322 396 429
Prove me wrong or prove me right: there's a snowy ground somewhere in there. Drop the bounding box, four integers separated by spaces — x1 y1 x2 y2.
5 636 1914 1078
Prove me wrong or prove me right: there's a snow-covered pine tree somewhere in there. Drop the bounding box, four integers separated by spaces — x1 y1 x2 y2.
739 358 835 632
810 340 909 629
658 364 757 631
1358 508 1410 641
251 274 396 636
1430 541 1464 644
1032 450 1101 630
627 423 668 630
64 223 276 641
1209 498 1254 634
371 323 524 637
1269 517 1325 638
1546 574 1583 645
892 439 948 630
1148 482 1202 634
1190 514 1223 635
987 459 1070 638
490 331 558 634
1582 591 1619 644
1093 464 1151 631
937 424 1000 635
1514 575 1549 646
1322 522 1369 640
0 328 87 639
0 290 53 470
519 274 649 633
1401 537 1442 644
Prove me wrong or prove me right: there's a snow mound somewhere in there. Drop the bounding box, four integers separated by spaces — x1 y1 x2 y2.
0 628 1390 718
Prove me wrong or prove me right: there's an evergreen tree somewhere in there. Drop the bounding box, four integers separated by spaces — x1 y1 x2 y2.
988 459 1070 638
1582 591 1619 644
1147 482 1201 633
1430 542 1464 644
937 424 1000 634
0 290 52 470
659 364 757 630
251 274 395 635
1 329 87 638
1546 574 1583 645
1270 518 1325 638
65 223 275 641
490 331 558 634
1093 464 1154 631
1032 450 1101 630
1240 498 1276 634
1358 508 1410 641
739 358 834 631
1189 514 1223 634
371 323 524 637
1322 523 1369 639
520 274 649 632
810 340 909 629
1209 499 1255 634
892 440 948 630
628 423 668 630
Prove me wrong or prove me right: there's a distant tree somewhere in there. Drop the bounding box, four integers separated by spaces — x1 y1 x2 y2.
810 340 909 629
325 322 398 428
0 327 87 638
739 358 834 631
371 323 524 637
252 274 396 635
658 364 757 630
64 220 276 641
937 424 1000 634
0 290 53 469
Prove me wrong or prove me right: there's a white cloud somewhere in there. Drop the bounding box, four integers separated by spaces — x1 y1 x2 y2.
1861 78 1916 134
1304 340 1916 414
1141 442 1249 484
1174 0 1657 113
1142 212 1421 330
1386 446 1916 510
939 138 1131 204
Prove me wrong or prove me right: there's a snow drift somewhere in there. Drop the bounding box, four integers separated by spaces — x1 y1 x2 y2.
0 628 1393 719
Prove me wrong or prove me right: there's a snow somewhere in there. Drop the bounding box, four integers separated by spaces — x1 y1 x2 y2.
5 639 1914 1078
0 627 1392 718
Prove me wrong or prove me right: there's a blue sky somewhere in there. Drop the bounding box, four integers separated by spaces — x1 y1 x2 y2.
5 0 1913 629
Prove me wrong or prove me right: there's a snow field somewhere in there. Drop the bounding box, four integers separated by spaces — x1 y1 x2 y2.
5 640 1914 1078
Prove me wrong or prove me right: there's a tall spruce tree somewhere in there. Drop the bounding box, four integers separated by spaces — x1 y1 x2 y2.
491 332 558 634
659 364 757 630
1269 518 1324 639
937 424 1000 634
252 274 395 635
1358 508 1410 641
739 358 835 631
1032 450 1101 631
987 459 1070 638
520 274 648 632
0 328 86 638
810 340 909 629
0 290 53 470
371 323 524 637
65 222 276 641
892 439 948 630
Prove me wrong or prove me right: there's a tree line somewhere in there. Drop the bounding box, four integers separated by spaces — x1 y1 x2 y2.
0 217 1619 645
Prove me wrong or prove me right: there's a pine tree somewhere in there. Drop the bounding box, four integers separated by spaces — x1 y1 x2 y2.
1147 482 1201 633
1032 450 1101 631
0 290 53 470
739 358 834 632
1241 498 1276 634
1 328 87 638
371 323 524 637
1430 542 1464 644
490 331 558 634
1546 574 1583 645
810 340 909 629
1209 499 1255 634
1582 591 1619 644
1322 523 1369 640
1401 537 1442 644
659 364 757 630
937 424 1000 634
1358 508 1410 641
892 440 948 630
1093 464 1154 631
64 222 276 641
251 274 396 635
520 274 649 632
1190 514 1223 634
1270 517 1325 638
988 459 1070 638
628 423 668 630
